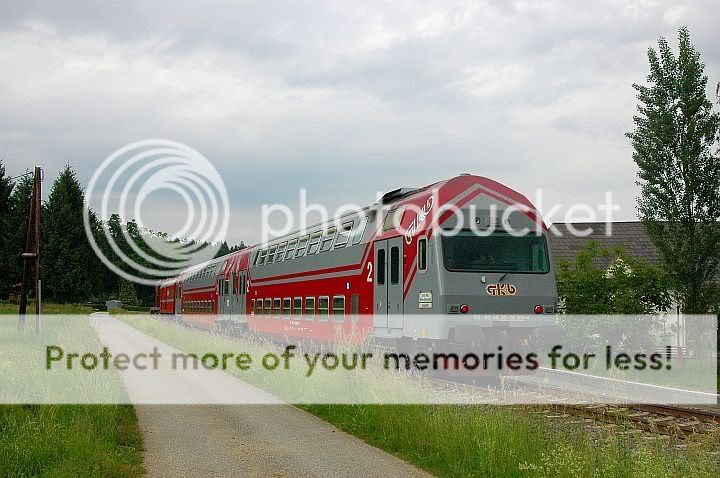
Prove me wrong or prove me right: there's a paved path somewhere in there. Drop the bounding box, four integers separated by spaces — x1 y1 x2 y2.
92 316 433 478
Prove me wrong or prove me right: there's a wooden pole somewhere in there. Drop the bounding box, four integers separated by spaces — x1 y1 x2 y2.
34 166 42 336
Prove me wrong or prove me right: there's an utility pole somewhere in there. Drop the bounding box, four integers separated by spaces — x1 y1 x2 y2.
18 166 42 336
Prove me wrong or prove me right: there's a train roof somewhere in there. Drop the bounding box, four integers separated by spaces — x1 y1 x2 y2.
157 174 544 285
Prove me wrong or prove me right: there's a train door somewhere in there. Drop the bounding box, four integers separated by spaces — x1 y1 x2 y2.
175 283 182 316
373 238 404 330
218 275 231 315
231 271 246 318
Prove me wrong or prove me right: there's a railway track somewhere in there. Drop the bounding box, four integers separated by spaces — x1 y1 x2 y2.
428 377 720 438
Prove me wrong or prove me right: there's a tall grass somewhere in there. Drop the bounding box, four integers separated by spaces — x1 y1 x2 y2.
0 405 143 478
0 302 93 315
304 404 718 477
0 316 144 477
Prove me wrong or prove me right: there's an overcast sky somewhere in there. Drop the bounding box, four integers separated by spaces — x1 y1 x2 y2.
2 0 719 245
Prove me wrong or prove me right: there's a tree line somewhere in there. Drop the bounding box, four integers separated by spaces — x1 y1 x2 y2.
0 164 244 305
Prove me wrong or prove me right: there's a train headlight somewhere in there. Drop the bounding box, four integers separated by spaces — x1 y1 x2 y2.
533 305 544 314
459 304 469 314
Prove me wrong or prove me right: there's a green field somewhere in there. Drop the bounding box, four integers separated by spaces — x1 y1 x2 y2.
121 315 720 478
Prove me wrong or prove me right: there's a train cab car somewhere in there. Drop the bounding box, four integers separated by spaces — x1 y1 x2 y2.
378 175 557 351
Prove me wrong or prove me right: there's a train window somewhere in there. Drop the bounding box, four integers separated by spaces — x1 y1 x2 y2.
224 279 229 295
332 296 345 322
267 245 277 263
320 227 337 252
441 230 550 273
352 216 368 245
285 239 298 259
334 221 354 248
383 207 405 232
273 298 281 316
377 249 386 285
417 237 428 273
304 297 315 319
295 235 310 257
257 249 267 266
250 299 255 315
318 296 329 319
293 297 302 315
275 242 287 262
283 298 291 316
390 246 400 285
265 299 272 316
307 231 322 255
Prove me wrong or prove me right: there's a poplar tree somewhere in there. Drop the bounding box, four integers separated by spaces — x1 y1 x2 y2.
627 27 720 314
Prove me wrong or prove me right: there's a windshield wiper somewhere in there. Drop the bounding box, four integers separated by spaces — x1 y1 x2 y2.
498 272 509 282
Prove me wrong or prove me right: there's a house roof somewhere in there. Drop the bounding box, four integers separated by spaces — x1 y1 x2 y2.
549 221 661 267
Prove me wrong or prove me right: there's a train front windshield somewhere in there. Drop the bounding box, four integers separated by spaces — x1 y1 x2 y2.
441 230 549 273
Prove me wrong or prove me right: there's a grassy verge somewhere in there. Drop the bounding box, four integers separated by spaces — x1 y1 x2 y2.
0 405 143 478
120 315 719 477
303 404 718 478
0 302 93 315
0 316 144 477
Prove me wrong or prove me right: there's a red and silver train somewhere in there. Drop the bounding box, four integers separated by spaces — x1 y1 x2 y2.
156 174 557 349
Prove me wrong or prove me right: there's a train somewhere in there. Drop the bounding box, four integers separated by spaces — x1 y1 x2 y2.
156 174 557 351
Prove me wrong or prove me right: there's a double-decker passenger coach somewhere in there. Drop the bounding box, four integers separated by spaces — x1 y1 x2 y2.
157 174 558 351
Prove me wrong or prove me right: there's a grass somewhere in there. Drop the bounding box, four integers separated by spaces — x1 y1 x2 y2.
0 302 93 315
120 315 720 478
0 405 144 478
108 307 130 315
303 404 719 478
0 315 144 477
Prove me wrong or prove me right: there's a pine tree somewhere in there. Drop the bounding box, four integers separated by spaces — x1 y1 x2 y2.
87 209 119 301
626 27 720 314
0 161 14 299
43 166 94 303
6 173 33 293
214 241 231 258
118 279 138 306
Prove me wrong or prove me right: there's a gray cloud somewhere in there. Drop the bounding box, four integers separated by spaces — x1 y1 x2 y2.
1 0 718 245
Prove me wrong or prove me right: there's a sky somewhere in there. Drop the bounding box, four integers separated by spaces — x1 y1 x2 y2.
2 0 719 245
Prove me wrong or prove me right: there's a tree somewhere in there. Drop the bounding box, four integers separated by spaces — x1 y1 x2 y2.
6 173 33 293
627 27 720 314
118 279 138 306
43 166 94 303
557 242 671 315
0 161 14 299
214 241 230 258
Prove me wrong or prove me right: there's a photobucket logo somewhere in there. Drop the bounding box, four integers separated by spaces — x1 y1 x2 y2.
83 140 229 285
259 187 622 243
